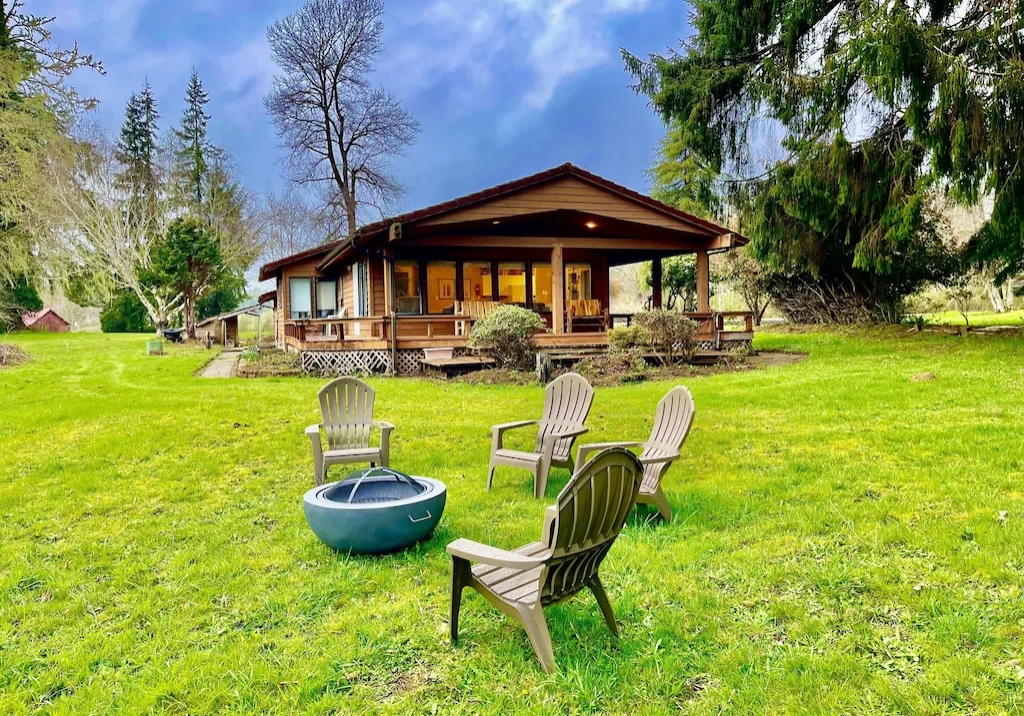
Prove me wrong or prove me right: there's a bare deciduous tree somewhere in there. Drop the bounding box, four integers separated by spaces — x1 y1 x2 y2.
264 0 419 236
39 128 182 332
259 187 339 264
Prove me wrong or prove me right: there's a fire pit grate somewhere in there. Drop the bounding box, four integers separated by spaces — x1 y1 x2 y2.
324 467 426 504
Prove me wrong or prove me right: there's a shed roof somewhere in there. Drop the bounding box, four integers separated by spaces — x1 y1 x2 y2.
196 304 265 327
21 308 68 328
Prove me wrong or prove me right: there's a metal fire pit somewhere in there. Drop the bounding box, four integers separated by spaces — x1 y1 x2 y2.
302 467 446 555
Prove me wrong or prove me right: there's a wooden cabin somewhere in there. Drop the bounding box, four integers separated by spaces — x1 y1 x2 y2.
259 163 754 375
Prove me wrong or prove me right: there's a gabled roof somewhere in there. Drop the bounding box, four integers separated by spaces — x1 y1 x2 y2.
258 241 342 281
355 162 730 240
21 308 68 327
258 163 745 278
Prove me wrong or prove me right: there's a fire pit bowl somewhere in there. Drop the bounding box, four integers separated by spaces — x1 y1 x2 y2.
302 467 446 555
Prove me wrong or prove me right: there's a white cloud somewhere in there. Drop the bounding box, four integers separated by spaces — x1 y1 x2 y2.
381 0 653 112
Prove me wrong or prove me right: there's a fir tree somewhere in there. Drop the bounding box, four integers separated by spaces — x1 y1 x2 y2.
625 1 1023 320
115 81 160 216
172 69 213 207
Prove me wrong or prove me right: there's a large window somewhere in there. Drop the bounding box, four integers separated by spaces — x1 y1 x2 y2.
351 262 369 317
565 263 592 302
532 262 552 312
289 278 312 319
394 261 421 315
315 279 338 318
463 261 492 302
498 262 527 306
427 261 456 314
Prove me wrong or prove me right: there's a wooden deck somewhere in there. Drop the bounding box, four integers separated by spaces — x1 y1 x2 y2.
282 312 754 354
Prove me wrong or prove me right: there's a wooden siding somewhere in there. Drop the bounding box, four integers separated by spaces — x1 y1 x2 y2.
418 176 709 233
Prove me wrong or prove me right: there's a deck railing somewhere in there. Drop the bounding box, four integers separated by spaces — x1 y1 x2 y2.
283 310 754 350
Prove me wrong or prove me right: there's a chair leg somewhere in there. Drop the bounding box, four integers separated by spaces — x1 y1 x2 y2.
486 461 496 490
450 557 471 644
589 576 619 637
648 488 673 522
533 463 548 499
519 605 556 673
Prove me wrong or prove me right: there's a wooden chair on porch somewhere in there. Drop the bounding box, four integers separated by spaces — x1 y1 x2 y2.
567 299 608 333
576 385 695 521
487 373 594 498
305 377 394 485
448 447 643 673
454 300 502 335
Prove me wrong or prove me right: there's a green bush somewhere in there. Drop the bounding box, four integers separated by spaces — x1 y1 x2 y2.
468 305 547 369
633 309 698 363
607 324 652 353
100 290 154 333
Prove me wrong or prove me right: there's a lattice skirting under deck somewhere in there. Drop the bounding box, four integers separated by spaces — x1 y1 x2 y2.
301 348 470 376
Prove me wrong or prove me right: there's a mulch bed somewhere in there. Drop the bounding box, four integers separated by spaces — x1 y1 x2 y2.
236 349 303 378
0 343 29 369
452 351 806 387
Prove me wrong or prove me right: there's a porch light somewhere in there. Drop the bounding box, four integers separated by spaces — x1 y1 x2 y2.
585 221 598 229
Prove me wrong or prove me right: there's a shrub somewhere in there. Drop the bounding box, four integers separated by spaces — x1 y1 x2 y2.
468 305 547 369
100 290 154 333
633 309 698 363
607 324 652 353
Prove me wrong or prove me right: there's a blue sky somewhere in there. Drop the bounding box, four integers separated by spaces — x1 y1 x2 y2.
40 0 688 214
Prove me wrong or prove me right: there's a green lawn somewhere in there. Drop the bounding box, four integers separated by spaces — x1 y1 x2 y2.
3 331 1024 714
923 309 1024 328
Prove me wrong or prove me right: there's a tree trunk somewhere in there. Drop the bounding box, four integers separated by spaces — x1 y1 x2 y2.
987 281 1005 313
184 291 196 340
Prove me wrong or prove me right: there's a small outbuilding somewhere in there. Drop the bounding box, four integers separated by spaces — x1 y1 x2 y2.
21 309 70 333
196 305 265 347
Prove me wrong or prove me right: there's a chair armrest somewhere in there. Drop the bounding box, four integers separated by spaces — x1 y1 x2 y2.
491 420 539 451
491 420 538 435
640 452 680 466
577 441 646 465
305 424 322 438
374 420 395 432
447 538 548 569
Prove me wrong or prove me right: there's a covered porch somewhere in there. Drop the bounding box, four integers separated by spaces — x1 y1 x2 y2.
263 163 753 373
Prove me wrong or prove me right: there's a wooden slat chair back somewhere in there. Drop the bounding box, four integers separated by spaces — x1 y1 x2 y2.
577 385 695 521
566 299 608 333
319 377 375 450
535 373 594 467
540 449 641 606
488 373 595 498
448 448 643 673
454 301 502 335
305 377 394 485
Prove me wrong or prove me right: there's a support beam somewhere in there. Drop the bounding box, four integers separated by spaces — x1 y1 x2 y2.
696 249 710 313
651 257 663 309
551 244 565 334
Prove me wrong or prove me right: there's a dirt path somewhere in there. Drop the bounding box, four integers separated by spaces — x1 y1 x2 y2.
199 349 241 378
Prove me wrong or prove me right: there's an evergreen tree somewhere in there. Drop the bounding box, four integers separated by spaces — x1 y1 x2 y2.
115 81 160 216
172 68 213 206
625 1 1022 321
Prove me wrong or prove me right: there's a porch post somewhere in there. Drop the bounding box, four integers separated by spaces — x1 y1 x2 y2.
696 249 710 313
651 257 663 309
552 244 565 334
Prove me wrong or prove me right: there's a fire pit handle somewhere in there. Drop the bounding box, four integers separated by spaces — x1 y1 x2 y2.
408 510 433 524
345 467 421 504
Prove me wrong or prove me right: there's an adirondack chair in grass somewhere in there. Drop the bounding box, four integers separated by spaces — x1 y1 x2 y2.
487 373 595 498
577 385 695 522
305 377 394 485
449 447 643 673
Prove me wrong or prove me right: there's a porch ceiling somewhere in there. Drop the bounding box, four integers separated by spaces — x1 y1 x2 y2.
394 209 745 258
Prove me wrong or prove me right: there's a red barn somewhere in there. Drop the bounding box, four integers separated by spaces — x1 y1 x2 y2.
21 309 70 333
